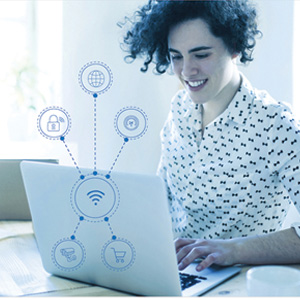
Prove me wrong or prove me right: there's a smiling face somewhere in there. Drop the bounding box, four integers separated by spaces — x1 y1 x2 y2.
168 18 240 108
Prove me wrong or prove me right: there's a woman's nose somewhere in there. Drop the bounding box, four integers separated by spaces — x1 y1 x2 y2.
181 59 198 78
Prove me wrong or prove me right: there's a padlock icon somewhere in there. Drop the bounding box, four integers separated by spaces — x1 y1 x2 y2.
47 115 60 132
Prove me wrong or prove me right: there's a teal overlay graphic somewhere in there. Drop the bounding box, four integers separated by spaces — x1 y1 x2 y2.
37 107 71 140
52 238 86 271
78 61 113 95
70 174 120 221
101 238 136 272
37 61 150 274
115 106 148 140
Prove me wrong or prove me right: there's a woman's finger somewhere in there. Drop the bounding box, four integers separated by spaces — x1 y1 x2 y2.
174 237 195 252
178 246 208 270
196 252 219 271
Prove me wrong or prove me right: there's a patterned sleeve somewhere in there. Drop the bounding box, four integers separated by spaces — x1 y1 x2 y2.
268 104 300 221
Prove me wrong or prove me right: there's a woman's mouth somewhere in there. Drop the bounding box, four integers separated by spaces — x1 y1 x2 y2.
185 79 208 90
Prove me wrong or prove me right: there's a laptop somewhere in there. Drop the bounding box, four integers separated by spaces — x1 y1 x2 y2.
0 159 58 220
20 161 240 296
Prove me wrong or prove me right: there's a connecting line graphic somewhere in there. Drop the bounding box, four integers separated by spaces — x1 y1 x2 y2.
107 139 129 177
60 137 83 176
71 216 85 239
69 212 117 242
93 94 98 172
104 217 117 240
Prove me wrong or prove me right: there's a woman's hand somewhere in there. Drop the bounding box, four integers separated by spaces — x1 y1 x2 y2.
175 228 300 272
175 237 239 272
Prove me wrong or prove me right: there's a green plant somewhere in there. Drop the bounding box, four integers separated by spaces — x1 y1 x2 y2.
10 57 46 111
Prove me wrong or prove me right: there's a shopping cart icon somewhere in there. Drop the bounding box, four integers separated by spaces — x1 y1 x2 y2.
60 247 77 262
111 247 126 263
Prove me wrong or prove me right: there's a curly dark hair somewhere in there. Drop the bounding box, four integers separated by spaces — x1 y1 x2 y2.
120 0 262 74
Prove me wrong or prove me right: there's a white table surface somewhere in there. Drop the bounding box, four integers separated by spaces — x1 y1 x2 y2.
1 221 299 297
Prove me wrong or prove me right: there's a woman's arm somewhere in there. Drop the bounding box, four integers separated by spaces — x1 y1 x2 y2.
176 227 300 271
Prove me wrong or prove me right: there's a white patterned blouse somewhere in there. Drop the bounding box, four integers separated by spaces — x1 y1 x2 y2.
157 74 300 240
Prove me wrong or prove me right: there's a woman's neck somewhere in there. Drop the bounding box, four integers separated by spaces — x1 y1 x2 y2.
201 72 241 130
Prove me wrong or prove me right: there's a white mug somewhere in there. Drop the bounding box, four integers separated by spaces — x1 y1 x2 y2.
246 265 300 297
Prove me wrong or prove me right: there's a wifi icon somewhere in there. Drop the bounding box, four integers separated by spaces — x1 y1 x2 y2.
87 190 105 206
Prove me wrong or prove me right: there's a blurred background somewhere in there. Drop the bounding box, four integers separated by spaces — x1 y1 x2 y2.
0 0 297 175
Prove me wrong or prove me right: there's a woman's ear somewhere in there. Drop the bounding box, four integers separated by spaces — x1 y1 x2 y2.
231 52 240 59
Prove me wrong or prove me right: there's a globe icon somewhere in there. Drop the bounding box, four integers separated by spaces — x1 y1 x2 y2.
88 70 105 88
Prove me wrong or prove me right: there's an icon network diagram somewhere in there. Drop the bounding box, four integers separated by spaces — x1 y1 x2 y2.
37 61 148 272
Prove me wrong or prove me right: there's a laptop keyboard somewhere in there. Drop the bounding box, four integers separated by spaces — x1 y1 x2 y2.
179 273 207 290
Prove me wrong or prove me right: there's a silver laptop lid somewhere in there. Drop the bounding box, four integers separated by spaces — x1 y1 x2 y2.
20 161 182 296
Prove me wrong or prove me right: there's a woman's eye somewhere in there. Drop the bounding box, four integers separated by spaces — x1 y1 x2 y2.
195 53 210 59
171 55 182 61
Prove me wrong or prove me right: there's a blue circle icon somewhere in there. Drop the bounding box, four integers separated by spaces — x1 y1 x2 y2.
70 174 120 222
52 238 86 272
124 115 139 131
78 61 113 95
101 238 136 272
115 107 148 140
37 107 71 140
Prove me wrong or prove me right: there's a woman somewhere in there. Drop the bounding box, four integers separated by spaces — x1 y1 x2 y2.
121 0 300 272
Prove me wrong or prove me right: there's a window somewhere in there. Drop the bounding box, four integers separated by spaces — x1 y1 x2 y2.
0 1 62 155
294 1 300 119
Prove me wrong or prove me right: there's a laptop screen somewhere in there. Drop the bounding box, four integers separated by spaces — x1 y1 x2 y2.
0 159 58 220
